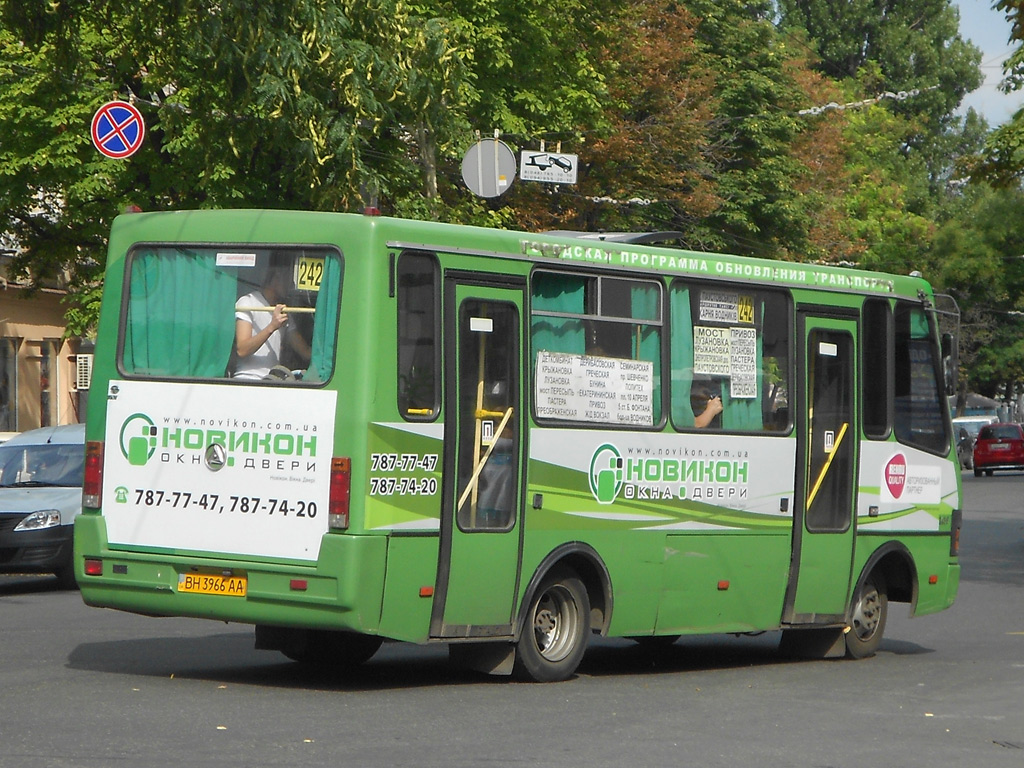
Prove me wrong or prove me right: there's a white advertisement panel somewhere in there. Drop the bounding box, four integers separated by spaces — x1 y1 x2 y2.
535 350 653 425
531 428 796 520
102 380 337 561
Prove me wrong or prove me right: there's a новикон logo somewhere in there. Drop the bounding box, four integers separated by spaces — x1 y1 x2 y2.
589 443 624 504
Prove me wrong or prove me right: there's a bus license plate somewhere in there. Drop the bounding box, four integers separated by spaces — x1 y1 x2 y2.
177 573 247 597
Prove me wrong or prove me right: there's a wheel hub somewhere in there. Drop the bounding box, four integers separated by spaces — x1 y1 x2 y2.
852 588 880 640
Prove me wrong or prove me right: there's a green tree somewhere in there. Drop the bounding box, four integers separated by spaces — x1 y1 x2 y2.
0 1 472 325
607 0 844 259
1 0 619 332
776 0 982 140
940 185 1024 399
775 0 987 283
776 0 983 236
979 2 1024 184
501 0 722 235
395 0 616 222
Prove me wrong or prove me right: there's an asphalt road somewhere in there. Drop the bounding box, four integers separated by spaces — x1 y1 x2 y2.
1 472 1023 768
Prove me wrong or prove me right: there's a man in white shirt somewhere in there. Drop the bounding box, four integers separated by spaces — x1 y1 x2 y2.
234 266 309 380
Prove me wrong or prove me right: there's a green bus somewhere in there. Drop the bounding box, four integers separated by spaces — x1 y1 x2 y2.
75 209 962 682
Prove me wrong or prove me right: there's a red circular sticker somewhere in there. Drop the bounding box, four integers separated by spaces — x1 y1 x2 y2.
884 453 907 499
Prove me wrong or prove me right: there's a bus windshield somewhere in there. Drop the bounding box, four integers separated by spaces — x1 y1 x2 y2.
121 246 343 383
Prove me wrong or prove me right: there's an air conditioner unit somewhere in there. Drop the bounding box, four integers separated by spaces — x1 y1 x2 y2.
75 354 93 391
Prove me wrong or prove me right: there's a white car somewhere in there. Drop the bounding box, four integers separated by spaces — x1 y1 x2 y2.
0 424 85 587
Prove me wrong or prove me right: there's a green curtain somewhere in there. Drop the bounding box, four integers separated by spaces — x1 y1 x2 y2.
670 286 696 427
631 284 661 423
531 274 585 355
306 255 343 382
123 249 236 377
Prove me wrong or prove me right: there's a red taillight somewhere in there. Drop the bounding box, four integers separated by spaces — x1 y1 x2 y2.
83 441 104 508
84 559 103 576
329 457 351 530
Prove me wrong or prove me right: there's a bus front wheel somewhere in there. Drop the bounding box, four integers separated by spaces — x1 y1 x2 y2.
513 567 590 682
845 574 888 659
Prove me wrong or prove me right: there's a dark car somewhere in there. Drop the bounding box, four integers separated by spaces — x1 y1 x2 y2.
973 422 1024 477
0 424 85 587
953 416 997 470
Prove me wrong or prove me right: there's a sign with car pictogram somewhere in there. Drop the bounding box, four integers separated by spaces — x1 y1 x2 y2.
519 151 578 184
91 101 146 159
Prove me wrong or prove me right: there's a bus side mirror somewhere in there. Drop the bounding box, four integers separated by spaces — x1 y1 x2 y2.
941 332 958 396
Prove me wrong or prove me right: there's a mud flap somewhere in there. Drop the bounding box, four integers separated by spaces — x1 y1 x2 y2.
448 642 515 675
778 627 847 659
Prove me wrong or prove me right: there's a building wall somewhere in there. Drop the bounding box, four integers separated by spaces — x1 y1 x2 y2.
0 284 83 432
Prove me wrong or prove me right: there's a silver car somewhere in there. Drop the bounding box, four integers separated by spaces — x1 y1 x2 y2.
0 424 85 588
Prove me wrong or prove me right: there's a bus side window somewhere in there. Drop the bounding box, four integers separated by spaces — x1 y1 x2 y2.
397 251 440 420
862 299 891 438
893 303 947 454
531 270 663 427
669 281 791 433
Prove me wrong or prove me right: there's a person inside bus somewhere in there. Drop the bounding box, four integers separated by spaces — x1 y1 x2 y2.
692 385 724 429
233 263 311 380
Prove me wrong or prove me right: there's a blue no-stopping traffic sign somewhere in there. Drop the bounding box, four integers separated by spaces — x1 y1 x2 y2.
91 101 145 159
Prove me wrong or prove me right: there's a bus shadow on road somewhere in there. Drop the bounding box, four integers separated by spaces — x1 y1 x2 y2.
580 631 933 678
65 629 935 690
66 632 483 691
0 574 69 596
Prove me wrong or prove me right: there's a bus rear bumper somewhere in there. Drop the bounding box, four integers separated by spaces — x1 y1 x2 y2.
73 514 387 632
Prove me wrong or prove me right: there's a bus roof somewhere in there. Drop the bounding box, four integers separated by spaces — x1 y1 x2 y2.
107 209 933 301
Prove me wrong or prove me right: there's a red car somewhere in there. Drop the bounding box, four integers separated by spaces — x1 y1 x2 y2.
973 422 1024 477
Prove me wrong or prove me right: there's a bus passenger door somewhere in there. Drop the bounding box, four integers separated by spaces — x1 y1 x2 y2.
784 311 858 624
432 278 525 639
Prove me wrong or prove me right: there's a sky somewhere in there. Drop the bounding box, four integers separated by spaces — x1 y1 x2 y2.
954 0 1023 125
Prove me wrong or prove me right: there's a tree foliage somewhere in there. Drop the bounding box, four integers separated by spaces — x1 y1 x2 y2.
979 2 1024 185
0 0 1007 390
776 0 982 133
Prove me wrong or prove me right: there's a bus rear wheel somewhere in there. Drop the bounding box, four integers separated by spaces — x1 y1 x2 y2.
513 567 590 682
845 574 888 659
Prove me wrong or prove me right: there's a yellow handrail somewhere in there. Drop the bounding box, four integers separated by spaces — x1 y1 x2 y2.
235 305 316 313
806 421 848 509
458 407 515 513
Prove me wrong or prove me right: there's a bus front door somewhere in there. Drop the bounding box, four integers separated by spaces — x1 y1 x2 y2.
432 278 525 639
784 312 858 625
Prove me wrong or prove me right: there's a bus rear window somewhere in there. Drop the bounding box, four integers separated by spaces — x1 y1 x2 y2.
121 246 343 383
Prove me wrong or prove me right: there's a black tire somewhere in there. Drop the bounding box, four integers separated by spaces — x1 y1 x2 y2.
986 469 994 476
513 567 590 682
283 629 383 669
845 574 888 659
974 466 982 478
